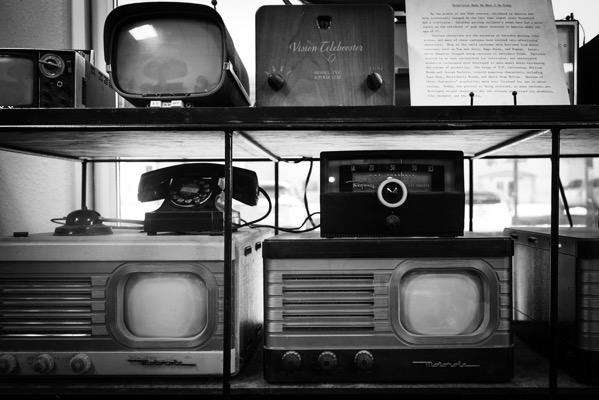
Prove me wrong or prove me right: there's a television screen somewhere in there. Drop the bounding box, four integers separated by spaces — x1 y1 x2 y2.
400 270 483 336
124 272 208 338
113 18 223 96
0 55 34 106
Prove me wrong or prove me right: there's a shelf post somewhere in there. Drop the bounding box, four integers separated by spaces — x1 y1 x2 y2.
223 129 233 397
549 127 561 398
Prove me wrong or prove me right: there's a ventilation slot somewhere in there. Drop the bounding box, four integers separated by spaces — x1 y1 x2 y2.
281 274 376 332
0 277 103 338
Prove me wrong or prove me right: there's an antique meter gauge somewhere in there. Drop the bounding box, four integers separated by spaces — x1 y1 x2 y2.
320 150 465 237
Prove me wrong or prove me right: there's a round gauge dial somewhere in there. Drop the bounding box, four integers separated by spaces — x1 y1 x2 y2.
39 54 65 78
169 178 213 208
377 178 408 208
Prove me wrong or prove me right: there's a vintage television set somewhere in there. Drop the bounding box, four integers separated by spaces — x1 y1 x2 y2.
263 232 514 382
103 2 250 108
505 227 599 385
0 49 116 108
393 19 579 105
0 228 270 376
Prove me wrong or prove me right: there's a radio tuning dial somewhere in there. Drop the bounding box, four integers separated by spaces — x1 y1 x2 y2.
0 354 17 375
281 351 302 371
377 178 408 208
317 351 337 371
267 73 285 91
32 354 55 374
70 353 92 374
354 350 374 370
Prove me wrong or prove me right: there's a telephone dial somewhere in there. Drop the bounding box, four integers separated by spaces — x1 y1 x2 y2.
137 163 259 235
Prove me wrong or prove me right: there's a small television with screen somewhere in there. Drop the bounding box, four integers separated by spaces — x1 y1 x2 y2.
103 2 250 108
0 49 116 108
263 232 514 383
0 228 270 376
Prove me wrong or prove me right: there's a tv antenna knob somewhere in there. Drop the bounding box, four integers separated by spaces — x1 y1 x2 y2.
32 354 55 374
0 354 17 375
366 71 383 90
70 353 92 374
354 350 374 370
281 351 302 371
317 351 337 371
267 73 286 91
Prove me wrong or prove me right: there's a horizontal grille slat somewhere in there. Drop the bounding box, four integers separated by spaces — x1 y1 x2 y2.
0 275 106 338
280 273 377 332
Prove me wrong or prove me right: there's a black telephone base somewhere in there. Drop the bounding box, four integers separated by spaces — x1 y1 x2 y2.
144 210 240 235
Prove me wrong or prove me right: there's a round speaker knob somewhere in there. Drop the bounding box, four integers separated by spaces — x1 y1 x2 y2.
0 354 18 375
70 353 92 374
281 351 302 371
366 71 383 90
354 350 374 370
317 351 337 371
32 354 55 374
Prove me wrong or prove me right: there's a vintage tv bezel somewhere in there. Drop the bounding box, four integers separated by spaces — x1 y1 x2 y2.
505 226 599 385
103 2 250 108
0 228 270 377
262 232 514 383
320 150 465 237
0 48 115 108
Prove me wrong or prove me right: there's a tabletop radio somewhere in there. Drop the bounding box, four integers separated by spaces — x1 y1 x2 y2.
320 150 465 237
0 49 116 108
255 4 395 106
505 227 599 384
263 232 514 382
0 228 271 377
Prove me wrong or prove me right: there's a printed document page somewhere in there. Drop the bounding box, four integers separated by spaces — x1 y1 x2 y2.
405 0 571 106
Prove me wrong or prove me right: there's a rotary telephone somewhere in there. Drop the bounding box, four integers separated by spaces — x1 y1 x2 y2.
137 163 259 234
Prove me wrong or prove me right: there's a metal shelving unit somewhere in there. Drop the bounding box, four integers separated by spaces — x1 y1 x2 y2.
1 105 599 398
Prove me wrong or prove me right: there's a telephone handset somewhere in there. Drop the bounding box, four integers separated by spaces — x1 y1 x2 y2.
137 163 259 234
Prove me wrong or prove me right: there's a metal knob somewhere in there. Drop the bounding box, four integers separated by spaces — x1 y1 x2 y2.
0 354 18 375
317 351 337 371
70 353 92 374
281 351 302 371
354 350 374 370
32 354 55 374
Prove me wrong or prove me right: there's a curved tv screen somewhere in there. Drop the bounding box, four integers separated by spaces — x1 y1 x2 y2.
114 18 223 96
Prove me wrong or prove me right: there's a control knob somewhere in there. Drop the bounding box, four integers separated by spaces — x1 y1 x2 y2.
317 351 337 371
70 353 92 374
32 354 55 374
0 354 18 375
354 350 374 370
281 351 302 371
267 73 286 91
366 71 383 90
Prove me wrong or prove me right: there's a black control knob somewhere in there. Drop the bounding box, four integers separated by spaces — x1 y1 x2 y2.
32 354 55 374
385 214 401 233
0 354 18 375
281 351 302 371
366 71 383 90
354 350 374 370
317 351 337 371
70 353 92 374
267 73 286 91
